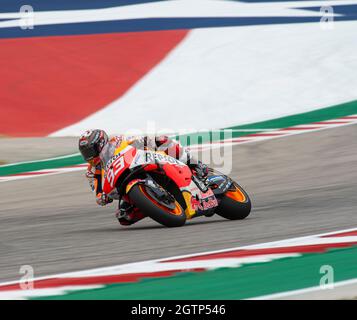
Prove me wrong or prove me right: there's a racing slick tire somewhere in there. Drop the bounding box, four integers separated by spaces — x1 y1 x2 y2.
129 184 186 227
216 183 251 220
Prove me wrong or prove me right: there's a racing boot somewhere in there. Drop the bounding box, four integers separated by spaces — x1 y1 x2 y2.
189 161 209 180
116 200 145 226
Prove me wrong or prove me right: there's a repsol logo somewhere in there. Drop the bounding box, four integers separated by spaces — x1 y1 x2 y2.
145 152 181 165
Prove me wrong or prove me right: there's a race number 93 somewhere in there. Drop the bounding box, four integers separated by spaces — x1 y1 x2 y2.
107 155 125 187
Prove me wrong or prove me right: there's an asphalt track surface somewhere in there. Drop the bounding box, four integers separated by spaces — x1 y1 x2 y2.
0 137 78 164
1 124 357 283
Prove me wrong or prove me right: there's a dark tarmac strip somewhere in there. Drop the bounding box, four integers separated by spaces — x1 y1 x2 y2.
0 124 356 283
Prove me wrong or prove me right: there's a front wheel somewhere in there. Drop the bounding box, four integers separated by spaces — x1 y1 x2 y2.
128 184 186 227
216 183 251 220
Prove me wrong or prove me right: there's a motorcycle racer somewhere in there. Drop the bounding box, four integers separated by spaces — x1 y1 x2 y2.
78 129 208 226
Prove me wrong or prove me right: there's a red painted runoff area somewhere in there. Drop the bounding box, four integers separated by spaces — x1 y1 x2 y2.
0 30 188 136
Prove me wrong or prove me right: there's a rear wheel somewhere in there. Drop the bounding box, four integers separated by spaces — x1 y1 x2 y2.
216 183 251 220
128 184 186 227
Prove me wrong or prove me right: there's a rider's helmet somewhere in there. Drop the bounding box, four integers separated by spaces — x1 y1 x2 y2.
78 129 109 164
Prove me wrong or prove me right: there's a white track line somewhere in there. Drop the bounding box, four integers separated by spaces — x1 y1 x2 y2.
1 226 357 287
1 227 357 300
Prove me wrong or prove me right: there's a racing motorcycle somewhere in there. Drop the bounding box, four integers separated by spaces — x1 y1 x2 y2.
102 140 252 227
